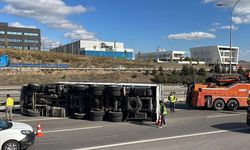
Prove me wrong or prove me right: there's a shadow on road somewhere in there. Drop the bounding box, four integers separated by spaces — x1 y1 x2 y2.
211 122 250 134
166 102 191 110
128 121 159 128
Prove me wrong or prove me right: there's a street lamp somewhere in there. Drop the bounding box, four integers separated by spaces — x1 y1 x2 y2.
216 0 240 74
130 38 134 50
71 39 74 54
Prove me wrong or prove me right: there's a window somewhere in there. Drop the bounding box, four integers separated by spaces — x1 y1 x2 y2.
7 46 22 49
24 32 38 36
24 46 39 50
24 39 39 43
7 31 22 35
8 39 22 43
0 31 5 34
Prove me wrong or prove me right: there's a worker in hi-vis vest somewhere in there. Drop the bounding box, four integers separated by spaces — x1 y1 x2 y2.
159 100 167 128
5 94 14 121
247 94 250 105
168 92 176 112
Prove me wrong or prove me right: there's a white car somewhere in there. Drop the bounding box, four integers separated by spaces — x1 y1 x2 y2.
0 119 35 150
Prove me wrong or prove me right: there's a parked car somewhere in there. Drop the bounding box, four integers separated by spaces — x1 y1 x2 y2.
0 119 35 150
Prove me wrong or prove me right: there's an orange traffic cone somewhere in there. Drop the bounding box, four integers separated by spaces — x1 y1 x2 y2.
36 122 43 137
156 115 161 126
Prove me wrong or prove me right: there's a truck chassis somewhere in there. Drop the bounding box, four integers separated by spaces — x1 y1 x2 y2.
20 82 161 122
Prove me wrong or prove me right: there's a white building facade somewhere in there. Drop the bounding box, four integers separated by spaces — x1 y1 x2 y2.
51 40 133 60
190 45 239 67
136 50 185 62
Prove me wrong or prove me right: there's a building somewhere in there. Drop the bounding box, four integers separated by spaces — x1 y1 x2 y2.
136 49 185 62
0 22 41 50
50 40 133 60
190 45 239 68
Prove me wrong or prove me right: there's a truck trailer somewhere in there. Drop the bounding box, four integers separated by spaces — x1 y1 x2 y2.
20 82 162 122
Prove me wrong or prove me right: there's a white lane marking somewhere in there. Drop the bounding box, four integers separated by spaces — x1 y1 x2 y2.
43 126 103 133
206 113 246 119
74 127 250 150
15 117 68 122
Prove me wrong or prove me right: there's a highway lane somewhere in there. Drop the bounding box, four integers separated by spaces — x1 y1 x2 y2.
87 128 250 150
1 107 248 150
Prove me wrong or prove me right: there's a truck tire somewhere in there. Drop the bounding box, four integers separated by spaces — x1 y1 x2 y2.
92 91 103 96
92 116 103 121
73 113 86 119
108 86 122 96
111 91 121 96
23 110 40 117
90 110 105 117
108 111 123 118
89 86 105 91
74 85 88 91
227 99 239 111
109 117 122 122
28 84 42 91
213 99 225 111
127 97 142 112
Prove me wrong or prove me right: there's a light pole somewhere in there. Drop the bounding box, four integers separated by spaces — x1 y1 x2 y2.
71 39 74 54
217 0 240 74
130 38 134 50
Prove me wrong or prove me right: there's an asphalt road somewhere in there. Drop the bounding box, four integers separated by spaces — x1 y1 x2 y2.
0 103 249 150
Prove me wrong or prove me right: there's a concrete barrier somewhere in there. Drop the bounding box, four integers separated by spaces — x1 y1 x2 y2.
162 85 187 102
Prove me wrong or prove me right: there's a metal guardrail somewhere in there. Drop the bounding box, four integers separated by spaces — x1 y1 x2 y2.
0 86 21 91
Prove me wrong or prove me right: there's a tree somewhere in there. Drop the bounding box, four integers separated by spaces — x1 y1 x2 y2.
214 64 221 73
181 65 190 75
197 68 206 76
172 69 178 76
237 67 245 75
189 66 194 74
170 54 173 64
209 68 214 73
184 57 192 61
137 51 141 61
221 67 227 74
152 69 157 75
159 66 164 75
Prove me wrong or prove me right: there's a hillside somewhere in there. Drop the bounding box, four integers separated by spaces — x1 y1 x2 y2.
0 49 182 68
0 49 206 86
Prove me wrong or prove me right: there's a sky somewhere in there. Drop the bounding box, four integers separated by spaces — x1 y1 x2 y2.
0 0 250 60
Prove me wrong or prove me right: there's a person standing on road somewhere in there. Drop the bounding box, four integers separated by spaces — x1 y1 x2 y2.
247 94 250 105
159 100 167 128
168 92 176 112
5 94 14 121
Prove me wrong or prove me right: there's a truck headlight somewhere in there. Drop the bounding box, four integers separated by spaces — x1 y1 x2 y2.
21 130 32 135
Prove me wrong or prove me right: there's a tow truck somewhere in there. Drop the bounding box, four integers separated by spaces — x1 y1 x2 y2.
247 98 250 125
186 73 250 111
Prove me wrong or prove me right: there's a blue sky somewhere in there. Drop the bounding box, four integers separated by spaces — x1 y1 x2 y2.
0 0 250 60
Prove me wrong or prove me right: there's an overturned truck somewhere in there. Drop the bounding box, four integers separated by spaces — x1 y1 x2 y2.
20 82 162 122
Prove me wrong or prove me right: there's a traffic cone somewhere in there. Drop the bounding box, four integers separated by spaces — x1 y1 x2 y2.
36 122 43 137
155 115 161 126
